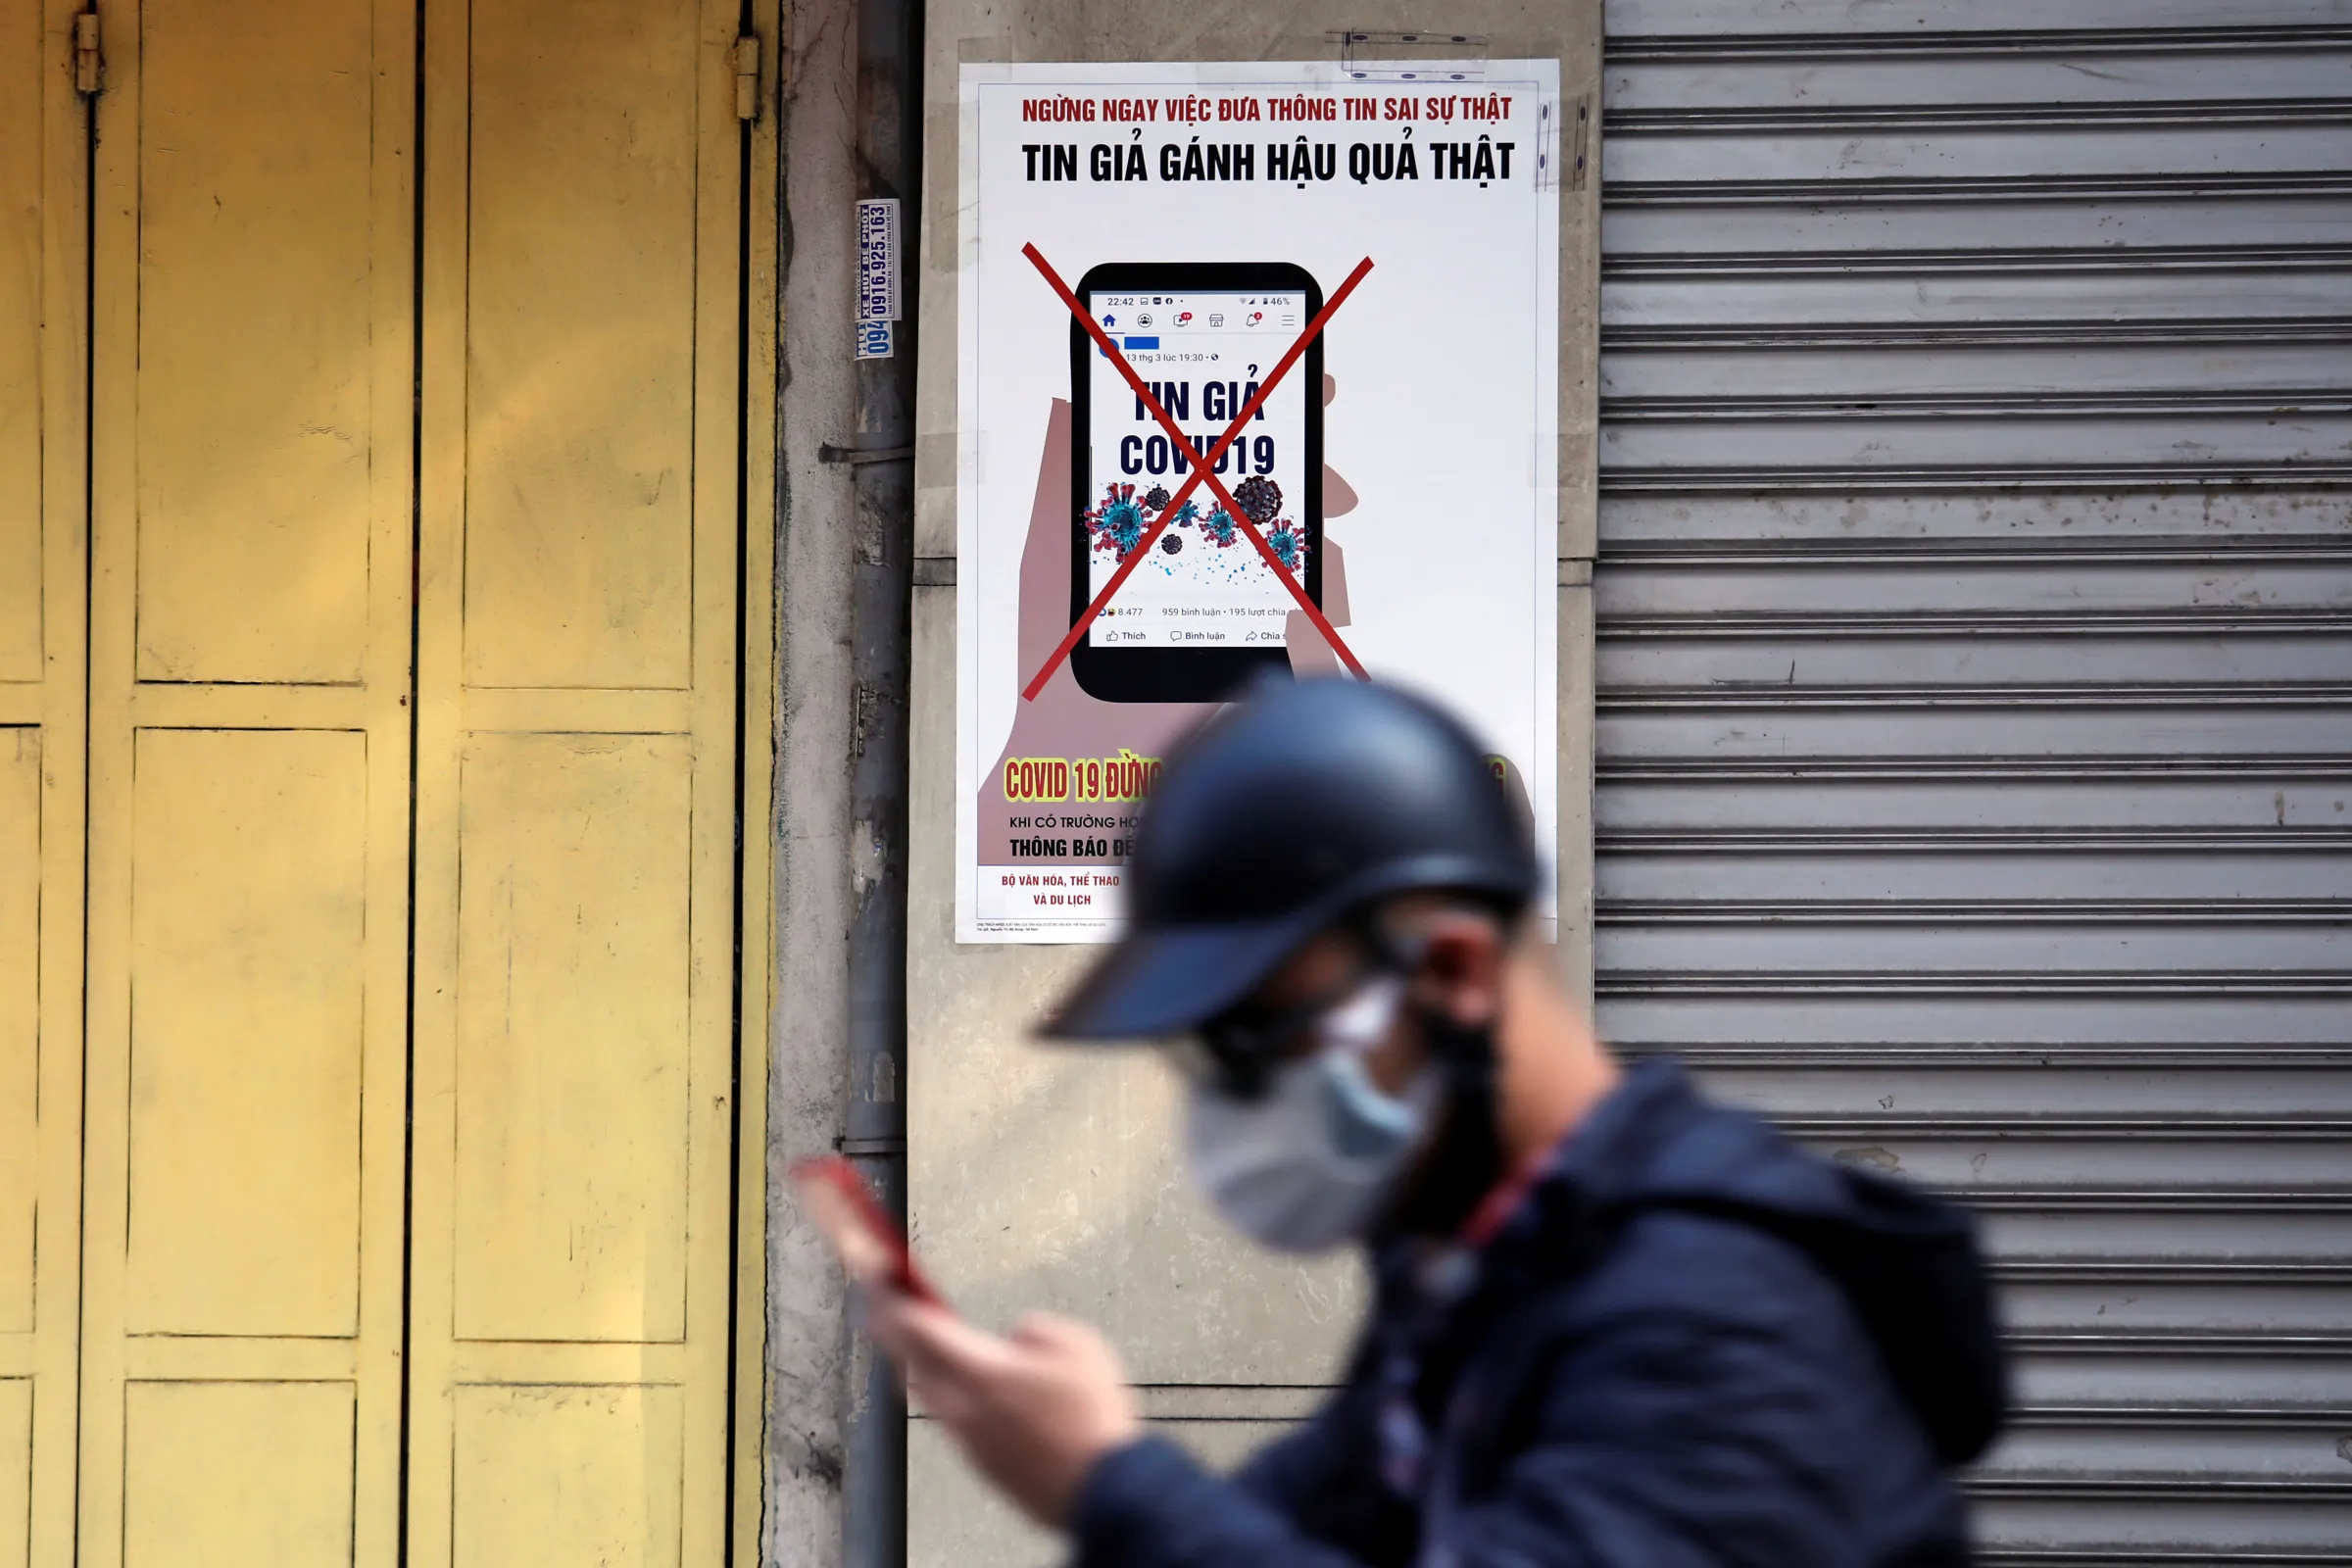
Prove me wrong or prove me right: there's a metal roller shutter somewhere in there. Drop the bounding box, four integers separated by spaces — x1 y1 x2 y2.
1593 3 2352 1562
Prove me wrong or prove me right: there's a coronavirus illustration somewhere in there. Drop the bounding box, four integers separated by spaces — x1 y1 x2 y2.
1141 484 1172 513
1232 474 1283 524
1200 506 1240 548
1082 482 1152 558
1265 516 1308 572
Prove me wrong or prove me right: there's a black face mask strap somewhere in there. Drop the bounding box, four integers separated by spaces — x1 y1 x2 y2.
1347 900 1514 1243
1375 1005 1507 1244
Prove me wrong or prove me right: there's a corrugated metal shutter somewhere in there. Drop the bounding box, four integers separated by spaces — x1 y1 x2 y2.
1594 3 2352 1561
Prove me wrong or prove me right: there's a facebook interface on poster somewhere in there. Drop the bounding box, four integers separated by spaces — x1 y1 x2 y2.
1082 289 1310 649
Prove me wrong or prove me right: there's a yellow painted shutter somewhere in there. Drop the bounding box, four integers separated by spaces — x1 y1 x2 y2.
408 4 749 1564
77 3 417 1565
2 4 89 1565
6 3 765 1562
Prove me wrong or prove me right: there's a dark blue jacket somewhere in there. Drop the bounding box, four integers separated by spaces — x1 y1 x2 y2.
1073 1062 2007 1568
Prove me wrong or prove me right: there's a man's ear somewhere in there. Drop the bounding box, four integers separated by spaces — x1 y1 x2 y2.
1408 910 1507 1029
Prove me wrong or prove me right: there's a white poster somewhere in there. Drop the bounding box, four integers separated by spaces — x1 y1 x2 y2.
956 60 1561 942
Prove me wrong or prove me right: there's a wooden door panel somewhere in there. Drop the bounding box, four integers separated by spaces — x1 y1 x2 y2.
123 728 368 1339
414 3 746 1562
130 0 374 686
80 3 414 1565
0 0 41 685
452 1384 686 1568
120 1381 356 1568
1 6 85 1566
463 0 703 693
0 739 36 1341
452 733 695 1346
0 1379 26 1568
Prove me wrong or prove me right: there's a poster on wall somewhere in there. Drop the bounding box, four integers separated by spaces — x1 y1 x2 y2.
956 59 1561 943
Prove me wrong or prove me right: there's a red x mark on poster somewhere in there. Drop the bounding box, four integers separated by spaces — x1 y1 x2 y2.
1020 244 1375 701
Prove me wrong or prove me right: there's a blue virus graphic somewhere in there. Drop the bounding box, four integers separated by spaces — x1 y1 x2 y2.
1232 474 1283 524
1169 498 1201 528
1266 517 1307 572
1082 482 1152 558
1200 506 1240 548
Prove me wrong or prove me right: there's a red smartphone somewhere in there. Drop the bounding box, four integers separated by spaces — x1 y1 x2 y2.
788 1155 946 1306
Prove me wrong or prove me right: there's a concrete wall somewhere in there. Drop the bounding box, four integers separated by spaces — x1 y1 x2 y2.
904 6 1601 1562
765 0 869 1560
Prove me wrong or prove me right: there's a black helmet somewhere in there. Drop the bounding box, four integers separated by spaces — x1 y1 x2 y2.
1044 677 1540 1040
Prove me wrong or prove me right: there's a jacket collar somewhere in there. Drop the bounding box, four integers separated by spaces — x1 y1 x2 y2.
1474 1058 1709 1285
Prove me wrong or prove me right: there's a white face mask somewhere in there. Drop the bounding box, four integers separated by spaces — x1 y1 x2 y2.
1182 976 1442 1253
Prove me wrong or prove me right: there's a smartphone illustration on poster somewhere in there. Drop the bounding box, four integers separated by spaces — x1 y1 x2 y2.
1068 262 1324 704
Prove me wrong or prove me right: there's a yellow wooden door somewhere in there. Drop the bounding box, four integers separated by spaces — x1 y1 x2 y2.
2 5 89 1566
79 2 419 1563
407 4 757 1563
6 2 776 1564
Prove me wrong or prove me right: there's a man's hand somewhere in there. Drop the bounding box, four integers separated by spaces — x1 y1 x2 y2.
864 1289 1144 1529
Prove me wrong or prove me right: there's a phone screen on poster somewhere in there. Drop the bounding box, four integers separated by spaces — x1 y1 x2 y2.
1069 265 1322 704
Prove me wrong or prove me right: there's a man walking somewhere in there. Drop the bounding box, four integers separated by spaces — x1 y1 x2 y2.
869 678 2007 1566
